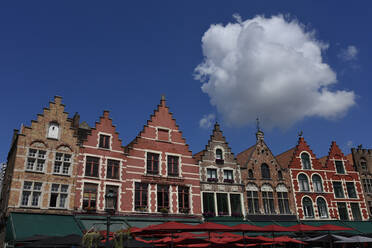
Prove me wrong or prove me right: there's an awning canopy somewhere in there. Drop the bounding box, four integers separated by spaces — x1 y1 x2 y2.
5 212 83 242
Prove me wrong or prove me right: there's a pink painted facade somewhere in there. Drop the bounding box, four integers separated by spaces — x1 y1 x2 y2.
75 110 127 213
124 97 202 216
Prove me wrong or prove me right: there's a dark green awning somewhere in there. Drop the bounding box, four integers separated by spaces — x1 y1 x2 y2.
5 212 83 242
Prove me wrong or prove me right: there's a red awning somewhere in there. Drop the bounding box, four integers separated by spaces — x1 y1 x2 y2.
132 221 195 234
273 236 307 244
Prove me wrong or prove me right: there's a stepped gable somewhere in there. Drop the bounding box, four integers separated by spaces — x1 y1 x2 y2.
22 96 77 142
287 137 323 170
323 141 354 172
126 96 192 154
82 110 125 151
194 122 236 163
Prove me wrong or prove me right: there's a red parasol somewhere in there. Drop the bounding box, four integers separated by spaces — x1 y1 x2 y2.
190 222 234 232
273 235 307 244
131 221 195 234
231 224 266 232
260 225 293 232
288 224 324 232
319 224 354 231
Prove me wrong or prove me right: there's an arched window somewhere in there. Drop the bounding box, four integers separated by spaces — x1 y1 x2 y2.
261 164 270 179
246 183 259 214
47 122 59 139
317 198 328 218
248 169 254 179
298 174 309 191
216 149 223 160
303 197 314 218
261 184 274 214
278 170 283 180
301 153 311 169
312 174 323 192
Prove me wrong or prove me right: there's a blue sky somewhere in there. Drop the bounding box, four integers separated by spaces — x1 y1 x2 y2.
0 1 371 162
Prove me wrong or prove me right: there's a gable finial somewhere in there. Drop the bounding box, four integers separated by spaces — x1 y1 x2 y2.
256 117 260 132
298 130 303 137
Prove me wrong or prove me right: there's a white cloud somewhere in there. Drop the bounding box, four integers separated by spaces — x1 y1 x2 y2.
347 140 353 148
194 14 355 128
339 45 358 61
199 113 215 129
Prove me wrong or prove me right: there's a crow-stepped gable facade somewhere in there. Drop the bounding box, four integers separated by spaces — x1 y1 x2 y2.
124 96 202 216
0 96 80 219
194 123 244 218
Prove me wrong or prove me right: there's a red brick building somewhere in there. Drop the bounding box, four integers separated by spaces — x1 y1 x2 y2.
123 97 201 216
277 137 368 221
74 110 127 213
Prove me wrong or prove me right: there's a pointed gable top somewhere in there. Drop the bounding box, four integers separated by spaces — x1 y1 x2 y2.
323 141 354 172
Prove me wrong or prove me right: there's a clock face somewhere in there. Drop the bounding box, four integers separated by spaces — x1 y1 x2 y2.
48 123 59 139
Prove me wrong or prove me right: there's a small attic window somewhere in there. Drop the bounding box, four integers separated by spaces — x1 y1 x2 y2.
47 122 59 139
216 149 223 160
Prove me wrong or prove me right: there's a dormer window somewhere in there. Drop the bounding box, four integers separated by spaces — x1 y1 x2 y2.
215 149 224 165
335 160 345 174
99 134 110 149
47 122 59 139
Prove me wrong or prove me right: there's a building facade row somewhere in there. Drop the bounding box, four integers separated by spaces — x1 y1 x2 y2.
0 96 371 241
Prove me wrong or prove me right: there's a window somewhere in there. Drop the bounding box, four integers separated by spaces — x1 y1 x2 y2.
217 193 229 216
303 197 314 218
261 164 270 179
351 203 362 220
278 171 283 180
157 185 169 212
247 190 259 214
337 202 349 220
99 134 110 149
85 156 99 177
277 192 290 214
317 198 328 218
21 181 42 207
346 182 357 198
361 158 367 171
335 160 345 174
147 153 159 175
362 179 372 193
83 183 97 210
54 153 71 175
47 122 59 139
26 149 46 172
223 170 233 183
298 174 309 191
368 201 372 216
107 159 120 179
216 149 224 164
203 192 215 216
178 186 189 213
248 169 254 179
216 149 223 160
135 182 148 211
301 153 311 169
333 182 345 198
167 155 179 176
230 194 242 217
105 185 118 211
49 184 68 208
262 191 275 214
312 175 323 192
207 168 217 182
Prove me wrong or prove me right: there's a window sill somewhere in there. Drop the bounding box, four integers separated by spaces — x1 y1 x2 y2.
105 177 121 181
97 147 111 151
52 173 71 177
47 137 59 141
49 207 68 210
167 175 180 178
84 176 100 180
20 206 41 209
25 170 45 174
